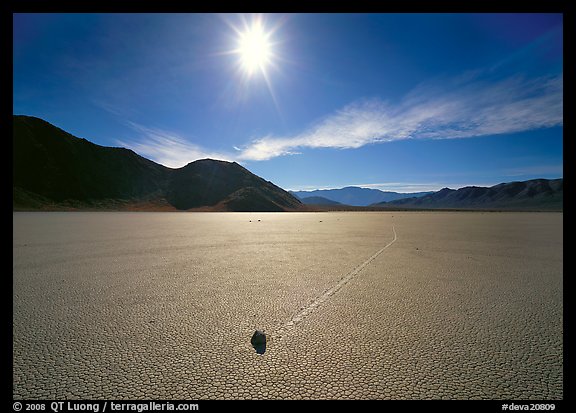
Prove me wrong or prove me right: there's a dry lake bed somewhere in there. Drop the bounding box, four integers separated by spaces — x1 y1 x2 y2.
13 211 563 400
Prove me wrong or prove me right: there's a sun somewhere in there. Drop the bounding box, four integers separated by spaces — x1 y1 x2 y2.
221 14 284 111
234 18 275 76
232 15 275 77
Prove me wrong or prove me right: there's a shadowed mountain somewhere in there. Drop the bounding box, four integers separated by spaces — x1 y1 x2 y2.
373 179 563 211
291 187 434 206
13 115 170 207
298 196 343 206
165 159 301 211
13 115 302 211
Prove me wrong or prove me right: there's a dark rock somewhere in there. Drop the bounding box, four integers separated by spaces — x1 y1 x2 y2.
251 330 266 346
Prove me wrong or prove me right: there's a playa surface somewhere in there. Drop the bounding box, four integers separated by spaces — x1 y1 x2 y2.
13 211 563 399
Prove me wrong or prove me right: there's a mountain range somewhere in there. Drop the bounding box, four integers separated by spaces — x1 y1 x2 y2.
373 179 563 210
13 115 562 212
290 187 434 206
13 115 302 211
297 196 343 206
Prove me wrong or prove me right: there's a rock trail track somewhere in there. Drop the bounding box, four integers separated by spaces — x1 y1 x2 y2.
273 225 397 343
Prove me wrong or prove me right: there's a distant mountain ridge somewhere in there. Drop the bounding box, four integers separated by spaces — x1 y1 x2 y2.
373 179 563 210
13 115 562 212
299 196 343 206
291 187 434 206
13 115 302 211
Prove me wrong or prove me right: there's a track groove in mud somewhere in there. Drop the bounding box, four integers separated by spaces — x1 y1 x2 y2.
273 226 397 342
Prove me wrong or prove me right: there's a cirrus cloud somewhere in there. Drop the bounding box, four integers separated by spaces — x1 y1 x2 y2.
116 121 234 168
116 71 562 167
236 73 563 161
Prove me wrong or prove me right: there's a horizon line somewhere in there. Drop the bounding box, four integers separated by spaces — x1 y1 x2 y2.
286 177 563 194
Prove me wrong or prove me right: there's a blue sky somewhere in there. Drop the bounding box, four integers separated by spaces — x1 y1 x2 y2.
13 13 563 192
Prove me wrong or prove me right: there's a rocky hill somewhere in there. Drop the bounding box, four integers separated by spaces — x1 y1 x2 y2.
13 115 302 212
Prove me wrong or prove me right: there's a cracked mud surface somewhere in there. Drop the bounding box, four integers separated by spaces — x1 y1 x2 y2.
13 212 562 399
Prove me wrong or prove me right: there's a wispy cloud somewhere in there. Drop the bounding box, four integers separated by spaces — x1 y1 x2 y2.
114 71 562 168
236 73 563 161
117 122 233 168
92 99 139 119
503 164 563 177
